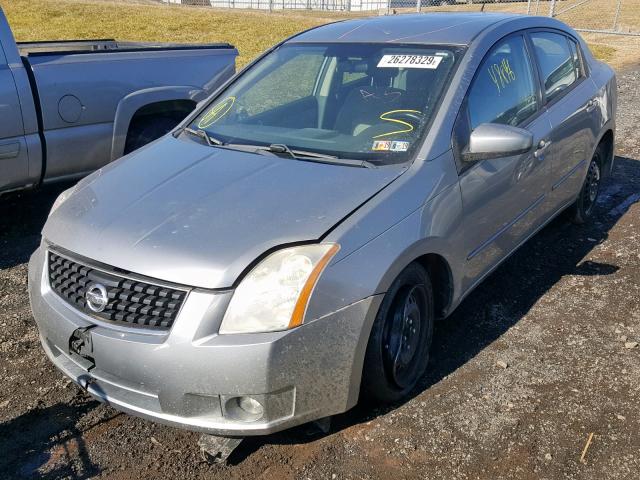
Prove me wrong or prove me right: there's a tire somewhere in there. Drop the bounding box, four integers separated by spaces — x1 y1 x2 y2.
361 263 434 405
568 145 604 224
124 115 181 155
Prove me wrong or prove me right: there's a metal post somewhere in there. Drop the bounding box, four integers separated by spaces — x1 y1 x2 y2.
548 0 557 17
417 0 421 13
612 0 622 31
526 0 531 15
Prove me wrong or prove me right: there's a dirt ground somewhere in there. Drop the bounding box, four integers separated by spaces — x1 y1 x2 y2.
1 68 639 479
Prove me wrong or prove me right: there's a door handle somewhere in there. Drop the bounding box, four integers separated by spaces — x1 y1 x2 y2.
0 142 20 160
584 99 597 113
534 139 551 159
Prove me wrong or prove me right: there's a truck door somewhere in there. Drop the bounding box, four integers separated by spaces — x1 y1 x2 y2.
0 45 30 192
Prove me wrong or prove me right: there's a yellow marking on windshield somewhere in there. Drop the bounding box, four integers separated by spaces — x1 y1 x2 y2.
198 96 236 129
488 59 516 94
372 109 422 139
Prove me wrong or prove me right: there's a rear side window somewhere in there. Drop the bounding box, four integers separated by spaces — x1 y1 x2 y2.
530 32 579 103
567 38 583 78
467 35 538 130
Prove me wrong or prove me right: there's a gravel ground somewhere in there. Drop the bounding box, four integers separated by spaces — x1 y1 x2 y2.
1 68 639 480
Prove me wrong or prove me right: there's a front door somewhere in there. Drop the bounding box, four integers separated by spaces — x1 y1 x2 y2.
455 34 553 288
0 50 30 192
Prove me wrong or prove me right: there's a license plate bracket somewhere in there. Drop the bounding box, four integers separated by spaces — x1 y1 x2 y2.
69 326 95 367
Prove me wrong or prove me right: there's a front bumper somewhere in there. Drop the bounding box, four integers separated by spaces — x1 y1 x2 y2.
28 245 382 436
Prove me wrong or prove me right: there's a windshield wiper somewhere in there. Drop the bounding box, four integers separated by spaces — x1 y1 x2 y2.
183 127 224 146
268 143 300 159
237 143 373 168
269 144 344 161
182 134 373 168
284 146 375 169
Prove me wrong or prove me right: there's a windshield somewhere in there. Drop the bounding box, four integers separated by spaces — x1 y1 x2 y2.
190 43 460 165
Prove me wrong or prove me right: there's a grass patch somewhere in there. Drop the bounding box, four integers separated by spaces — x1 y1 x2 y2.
0 0 350 67
588 43 616 63
0 0 635 69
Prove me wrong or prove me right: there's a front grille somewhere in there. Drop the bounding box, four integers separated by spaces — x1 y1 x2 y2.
48 251 187 329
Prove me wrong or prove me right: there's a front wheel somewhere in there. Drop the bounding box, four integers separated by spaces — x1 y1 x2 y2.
569 146 604 224
361 263 434 404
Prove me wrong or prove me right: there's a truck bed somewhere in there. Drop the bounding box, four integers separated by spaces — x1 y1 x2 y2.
18 39 237 183
17 39 234 56
0 4 238 194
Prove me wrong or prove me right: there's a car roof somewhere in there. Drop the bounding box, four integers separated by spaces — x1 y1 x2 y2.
290 13 525 46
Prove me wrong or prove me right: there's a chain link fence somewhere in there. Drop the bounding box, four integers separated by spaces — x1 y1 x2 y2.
161 0 639 35
549 0 639 35
168 0 388 10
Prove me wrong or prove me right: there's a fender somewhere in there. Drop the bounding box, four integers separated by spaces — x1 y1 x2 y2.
110 85 205 161
374 234 458 311
572 117 615 189
369 187 463 317
308 175 465 323
592 119 615 178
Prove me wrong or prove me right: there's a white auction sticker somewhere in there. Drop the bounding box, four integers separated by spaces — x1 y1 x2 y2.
377 54 443 69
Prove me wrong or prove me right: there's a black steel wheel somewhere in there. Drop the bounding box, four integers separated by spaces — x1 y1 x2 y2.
582 156 602 216
361 263 434 404
569 146 604 224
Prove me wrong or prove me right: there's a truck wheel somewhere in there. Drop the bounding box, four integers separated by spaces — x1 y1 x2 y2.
568 145 604 224
124 116 181 154
361 263 434 404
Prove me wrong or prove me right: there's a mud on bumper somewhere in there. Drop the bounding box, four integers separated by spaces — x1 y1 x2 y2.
28 245 382 436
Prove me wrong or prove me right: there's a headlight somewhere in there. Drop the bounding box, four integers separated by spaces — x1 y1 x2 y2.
48 186 76 218
219 243 340 334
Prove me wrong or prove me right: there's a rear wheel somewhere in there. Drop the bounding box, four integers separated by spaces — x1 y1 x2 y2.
361 263 434 404
569 146 604 224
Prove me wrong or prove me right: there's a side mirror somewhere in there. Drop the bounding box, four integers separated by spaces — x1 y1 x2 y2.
463 123 533 162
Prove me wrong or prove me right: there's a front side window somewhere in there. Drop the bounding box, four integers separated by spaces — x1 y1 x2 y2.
190 43 461 165
467 35 538 130
530 32 579 103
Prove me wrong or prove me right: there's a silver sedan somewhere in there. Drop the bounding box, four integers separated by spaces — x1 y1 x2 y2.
29 13 616 438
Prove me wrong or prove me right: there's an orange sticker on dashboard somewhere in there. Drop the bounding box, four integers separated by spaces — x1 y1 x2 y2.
372 140 391 151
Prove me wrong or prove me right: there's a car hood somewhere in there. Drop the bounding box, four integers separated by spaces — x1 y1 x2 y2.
44 135 404 289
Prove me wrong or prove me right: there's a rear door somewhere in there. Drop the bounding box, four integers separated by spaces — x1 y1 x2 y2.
528 30 599 211
454 33 553 287
0 42 30 192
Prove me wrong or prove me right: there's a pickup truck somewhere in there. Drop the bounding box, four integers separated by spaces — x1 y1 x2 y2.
0 8 237 195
